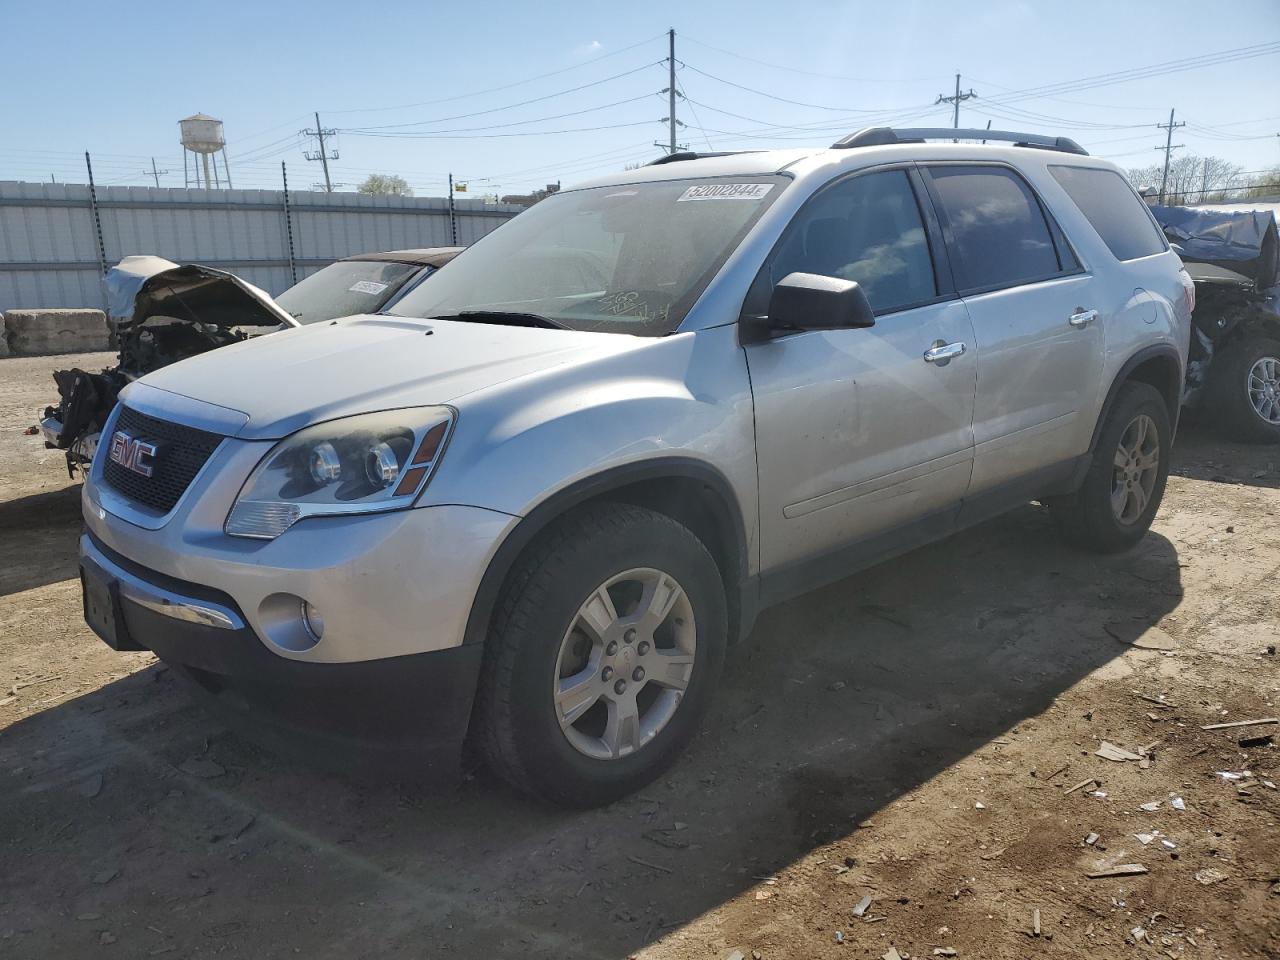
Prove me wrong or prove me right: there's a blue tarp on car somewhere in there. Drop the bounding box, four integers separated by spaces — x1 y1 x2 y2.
1151 205 1278 289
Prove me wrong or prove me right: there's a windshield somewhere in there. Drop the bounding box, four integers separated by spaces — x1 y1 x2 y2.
275 260 421 324
389 176 786 335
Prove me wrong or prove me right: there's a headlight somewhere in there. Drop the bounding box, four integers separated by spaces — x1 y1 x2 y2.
225 407 455 540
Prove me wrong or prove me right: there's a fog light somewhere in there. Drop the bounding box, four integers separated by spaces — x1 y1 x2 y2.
301 601 325 641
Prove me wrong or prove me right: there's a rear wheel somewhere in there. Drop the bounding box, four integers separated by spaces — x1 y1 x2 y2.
1050 382 1171 553
1206 336 1280 443
476 502 726 807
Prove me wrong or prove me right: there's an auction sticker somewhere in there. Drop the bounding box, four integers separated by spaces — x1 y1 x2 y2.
349 280 389 295
677 182 774 202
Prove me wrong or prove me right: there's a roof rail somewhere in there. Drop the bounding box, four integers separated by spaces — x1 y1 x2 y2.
647 150 757 166
830 127 1088 156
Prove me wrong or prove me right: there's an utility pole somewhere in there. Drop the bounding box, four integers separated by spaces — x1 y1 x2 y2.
303 111 338 192
667 29 677 154
653 30 687 155
144 157 168 188
448 173 457 246
1156 108 1186 204
281 162 297 285
936 74 977 131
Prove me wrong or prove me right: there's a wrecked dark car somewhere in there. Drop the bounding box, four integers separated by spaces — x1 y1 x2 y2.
1153 205 1280 442
41 247 462 471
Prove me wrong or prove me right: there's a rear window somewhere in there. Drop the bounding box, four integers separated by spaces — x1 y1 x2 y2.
927 166 1064 292
1049 165 1168 262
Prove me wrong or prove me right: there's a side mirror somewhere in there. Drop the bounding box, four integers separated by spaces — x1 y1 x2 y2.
766 272 875 334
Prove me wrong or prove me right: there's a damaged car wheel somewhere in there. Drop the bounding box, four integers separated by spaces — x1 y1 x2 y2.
1206 336 1280 444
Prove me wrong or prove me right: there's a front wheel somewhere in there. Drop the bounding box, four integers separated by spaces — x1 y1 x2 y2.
476 502 726 807
1049 382 1171 553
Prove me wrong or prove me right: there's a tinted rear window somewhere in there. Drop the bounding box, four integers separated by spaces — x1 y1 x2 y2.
1049 165 1168 262
928 166 1062 292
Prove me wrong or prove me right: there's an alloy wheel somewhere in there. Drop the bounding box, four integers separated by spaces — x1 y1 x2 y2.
1247 355 1280 425
553 567 696 761
1111 413 1160 525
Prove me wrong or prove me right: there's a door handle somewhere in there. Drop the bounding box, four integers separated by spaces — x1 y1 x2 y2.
1069 308 1098 328
923 341 966 364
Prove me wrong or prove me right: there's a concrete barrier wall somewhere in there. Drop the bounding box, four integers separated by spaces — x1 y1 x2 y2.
0 181 523 313
2 308 110 356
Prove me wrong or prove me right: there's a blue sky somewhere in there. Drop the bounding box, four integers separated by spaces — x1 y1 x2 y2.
1 0 1278 197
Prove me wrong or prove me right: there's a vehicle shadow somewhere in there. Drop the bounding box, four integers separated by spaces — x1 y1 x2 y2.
1170 418 1279 489
0 503 1181 959
0 484 82 597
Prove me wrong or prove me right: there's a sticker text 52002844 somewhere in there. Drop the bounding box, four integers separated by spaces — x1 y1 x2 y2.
677 183 774 202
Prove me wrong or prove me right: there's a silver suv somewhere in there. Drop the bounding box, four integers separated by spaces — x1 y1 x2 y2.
80 128 1193 806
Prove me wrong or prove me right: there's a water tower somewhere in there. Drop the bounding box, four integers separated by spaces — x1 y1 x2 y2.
179 114 233 189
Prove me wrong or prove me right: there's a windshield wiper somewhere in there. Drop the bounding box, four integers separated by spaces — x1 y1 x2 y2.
432 310 567 330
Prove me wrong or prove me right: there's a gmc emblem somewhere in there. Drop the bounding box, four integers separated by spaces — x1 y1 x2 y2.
108 431 159 478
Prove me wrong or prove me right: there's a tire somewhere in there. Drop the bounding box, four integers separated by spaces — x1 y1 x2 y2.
1204 336 1280 443
1049 382 1171 553
476 502 727 807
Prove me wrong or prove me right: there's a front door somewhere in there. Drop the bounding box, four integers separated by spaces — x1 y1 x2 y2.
743 167 977 582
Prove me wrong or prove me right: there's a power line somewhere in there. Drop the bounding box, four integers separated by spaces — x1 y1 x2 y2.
349 120 659 141
680 34 938 83
323 33 667 116
340 93 659 139
985 41 1280 105
677 62 921 113
339 62 662 133
468 139 657 182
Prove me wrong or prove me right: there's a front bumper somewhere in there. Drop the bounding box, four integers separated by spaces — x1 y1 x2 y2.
80 533 486 776
83 439 517 663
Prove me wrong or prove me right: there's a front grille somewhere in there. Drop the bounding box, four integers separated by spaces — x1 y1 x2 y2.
102 406 224 513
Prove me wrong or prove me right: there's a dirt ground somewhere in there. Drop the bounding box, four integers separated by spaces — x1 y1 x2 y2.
0 352 1276 960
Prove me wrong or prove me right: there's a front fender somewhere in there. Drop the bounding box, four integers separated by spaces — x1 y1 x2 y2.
419 325 758 533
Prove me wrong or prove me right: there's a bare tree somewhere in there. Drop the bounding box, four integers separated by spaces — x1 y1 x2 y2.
357 174 413 197
1239 166 1280 199
1126 154 1243 204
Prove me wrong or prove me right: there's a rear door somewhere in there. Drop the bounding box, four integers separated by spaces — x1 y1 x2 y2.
744 167 977 579
922 164 1105 494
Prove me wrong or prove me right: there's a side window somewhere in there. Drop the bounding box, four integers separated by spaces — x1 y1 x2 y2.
927 166 1064 292
1049 165 1168 262
764 170 937 315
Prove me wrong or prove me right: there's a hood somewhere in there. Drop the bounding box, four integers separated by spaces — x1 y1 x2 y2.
1152 205 1279 289
125 314 640 439
105 256 299 329
1182 261 1255 288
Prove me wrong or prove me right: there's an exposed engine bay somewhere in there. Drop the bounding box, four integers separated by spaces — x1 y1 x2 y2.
42 257 298 473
